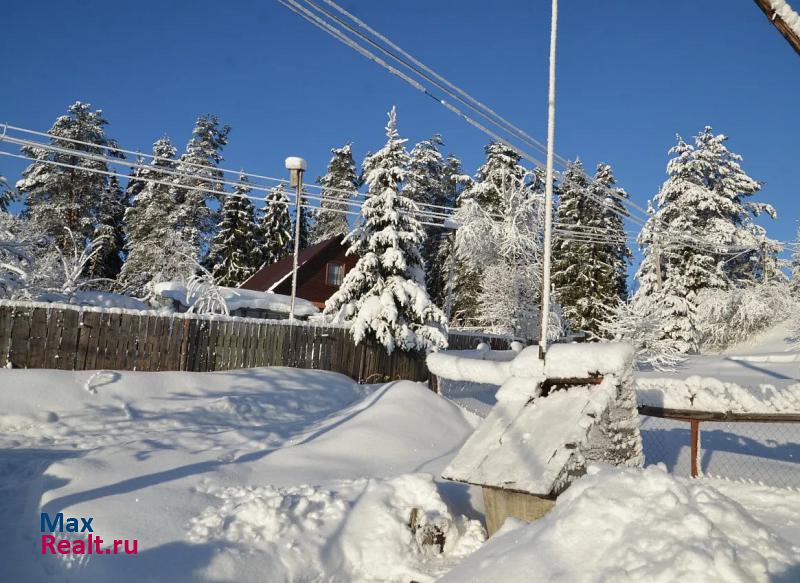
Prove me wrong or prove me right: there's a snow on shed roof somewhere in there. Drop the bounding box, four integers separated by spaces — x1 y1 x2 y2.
154 282 318 316
441 343 637 495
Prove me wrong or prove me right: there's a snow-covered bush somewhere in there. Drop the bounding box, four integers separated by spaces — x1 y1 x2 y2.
0 212 41 298
599 298 685 370
185 265 229 316
695 280 795 350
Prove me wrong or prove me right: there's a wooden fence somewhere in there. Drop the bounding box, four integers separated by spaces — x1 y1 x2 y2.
0 303 428 382
0 303 512 383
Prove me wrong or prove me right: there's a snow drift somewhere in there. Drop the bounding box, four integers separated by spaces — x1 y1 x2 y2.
439 464 799 583
0 367 481 582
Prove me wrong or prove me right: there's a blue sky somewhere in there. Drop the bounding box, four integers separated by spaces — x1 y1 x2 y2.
1 0 798 267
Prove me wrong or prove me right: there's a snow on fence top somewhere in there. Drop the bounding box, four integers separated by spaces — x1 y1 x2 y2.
439 343 643 496
154 282 319 317
427 342 636 385
0 298 331 329
637 375 800 415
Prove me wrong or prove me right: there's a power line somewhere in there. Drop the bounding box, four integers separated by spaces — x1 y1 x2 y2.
278 0 777 259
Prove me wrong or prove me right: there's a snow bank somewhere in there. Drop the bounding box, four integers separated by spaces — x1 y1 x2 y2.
154 281 318 316
188 474 484 582
637 375 800 414
439 465 799 583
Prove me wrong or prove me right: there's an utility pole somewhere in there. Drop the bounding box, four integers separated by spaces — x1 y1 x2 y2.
285 156 307 321
539 0 559 358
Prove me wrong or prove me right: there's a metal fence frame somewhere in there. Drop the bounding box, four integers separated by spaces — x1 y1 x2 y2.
638 405 800 479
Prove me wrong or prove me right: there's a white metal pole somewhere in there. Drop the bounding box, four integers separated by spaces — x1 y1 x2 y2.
539 0 559 357
289 172 303 321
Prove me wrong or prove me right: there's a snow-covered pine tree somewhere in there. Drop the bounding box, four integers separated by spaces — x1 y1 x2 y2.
633 127 775 354
86 174 127 285
169 115 230 260
259 186 293 266
312 144 359 243
117 137 182 296
17 102 123 253
207 174 262 286
324 107 446 353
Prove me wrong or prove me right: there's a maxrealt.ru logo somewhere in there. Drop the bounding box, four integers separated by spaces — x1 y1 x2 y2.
40 513 138 555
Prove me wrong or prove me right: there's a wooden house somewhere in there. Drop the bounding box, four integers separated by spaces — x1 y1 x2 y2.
239 236 357 310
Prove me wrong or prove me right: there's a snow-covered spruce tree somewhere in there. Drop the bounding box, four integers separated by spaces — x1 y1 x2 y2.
633 127 776 354
324 107 446 353
17 102 123 253
117 137 180 296
551 159 595 332
259 186 293 265
86 174 127 285
312 144 359 243
295 188 312 250
464 142 528 215
594 163 632 302
0 174 15 212
169 114 230 260
405 136 469 298
552 161 631 338
207 174 262 286
455 170 545 339
426 155 471 309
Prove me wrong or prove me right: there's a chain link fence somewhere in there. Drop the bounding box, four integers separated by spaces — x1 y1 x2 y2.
640 414 800 489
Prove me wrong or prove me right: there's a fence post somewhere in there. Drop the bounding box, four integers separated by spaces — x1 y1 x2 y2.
690 419 701 478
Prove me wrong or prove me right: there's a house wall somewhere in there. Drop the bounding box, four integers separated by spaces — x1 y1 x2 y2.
272 243 358 308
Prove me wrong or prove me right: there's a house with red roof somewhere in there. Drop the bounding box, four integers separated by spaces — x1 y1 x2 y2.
239 236 357 310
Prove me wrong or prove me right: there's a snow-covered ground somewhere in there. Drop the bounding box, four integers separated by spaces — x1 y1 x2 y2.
2 323 799 581
0 367 483 582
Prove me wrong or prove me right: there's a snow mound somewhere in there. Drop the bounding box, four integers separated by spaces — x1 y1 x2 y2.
439 465 799 583
638 375 800 414
188 474 484 583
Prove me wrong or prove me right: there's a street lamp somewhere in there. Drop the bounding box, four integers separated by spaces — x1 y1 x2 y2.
285 156 307 321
